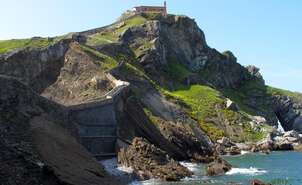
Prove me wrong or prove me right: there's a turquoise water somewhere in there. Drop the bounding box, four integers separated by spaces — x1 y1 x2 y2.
135 151 302 185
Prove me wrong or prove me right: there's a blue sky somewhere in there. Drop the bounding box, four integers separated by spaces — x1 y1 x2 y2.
1 0 301 92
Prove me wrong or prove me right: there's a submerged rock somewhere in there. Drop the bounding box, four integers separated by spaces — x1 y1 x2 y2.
250 179 272 185
118 137 192 181
206 157 232 176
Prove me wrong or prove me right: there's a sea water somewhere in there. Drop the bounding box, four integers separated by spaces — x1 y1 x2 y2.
130 151 302 185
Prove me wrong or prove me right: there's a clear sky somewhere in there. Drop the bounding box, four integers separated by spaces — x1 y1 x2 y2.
1 0 301 92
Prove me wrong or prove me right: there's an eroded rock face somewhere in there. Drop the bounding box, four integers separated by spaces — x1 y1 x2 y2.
41 42 114 105
0 75 120 185
0 39 71 93
273 95 302 132
118 137 192 181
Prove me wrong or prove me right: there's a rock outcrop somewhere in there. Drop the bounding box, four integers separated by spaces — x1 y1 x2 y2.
273 95 302 132
256 130 301 152
118 137 192 181
119 15 253 89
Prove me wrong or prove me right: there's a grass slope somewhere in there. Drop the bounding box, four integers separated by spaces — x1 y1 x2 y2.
0 36 64 54
86 15 147 46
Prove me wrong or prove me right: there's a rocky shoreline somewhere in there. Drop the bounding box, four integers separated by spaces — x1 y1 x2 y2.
106 129 302 184
215 130 302 156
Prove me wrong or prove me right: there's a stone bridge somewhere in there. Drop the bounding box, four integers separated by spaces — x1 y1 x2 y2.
68 73 129 159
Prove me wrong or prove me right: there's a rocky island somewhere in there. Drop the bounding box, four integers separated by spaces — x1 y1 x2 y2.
1 6 302 185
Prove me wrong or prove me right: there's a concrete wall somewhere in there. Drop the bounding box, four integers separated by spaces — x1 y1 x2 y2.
68 72 129 158
69 101 117 156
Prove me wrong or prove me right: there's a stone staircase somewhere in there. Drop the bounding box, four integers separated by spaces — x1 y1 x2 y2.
68 72 129 160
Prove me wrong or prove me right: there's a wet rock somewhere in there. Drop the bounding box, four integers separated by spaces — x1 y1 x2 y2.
206 157 232 176
118 137 192 181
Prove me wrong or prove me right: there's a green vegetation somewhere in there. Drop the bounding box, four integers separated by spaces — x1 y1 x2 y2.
143 107 161 128
80 45 118 71
223 80 270 115
164 85 225 141
0 36 64 54
267 86 302 102
166 61 191 83
86 15 147 46
133 38 153 57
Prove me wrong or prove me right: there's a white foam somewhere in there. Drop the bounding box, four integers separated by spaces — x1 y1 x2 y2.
100 158 134 176
226 167 267 175
130 179 161 185
180 161 199 172
277 120 285 133
240 150 250 155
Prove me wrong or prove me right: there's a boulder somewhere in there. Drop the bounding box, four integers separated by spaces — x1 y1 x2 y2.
118 137 192 181
206 158 232 176
294 144 302 151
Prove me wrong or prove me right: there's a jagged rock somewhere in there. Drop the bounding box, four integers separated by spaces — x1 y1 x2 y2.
250 179 272 185
206 157 232 176
246 65 264 83
118 137 192 181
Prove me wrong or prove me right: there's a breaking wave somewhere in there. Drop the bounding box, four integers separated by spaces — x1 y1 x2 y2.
226 167 267 175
